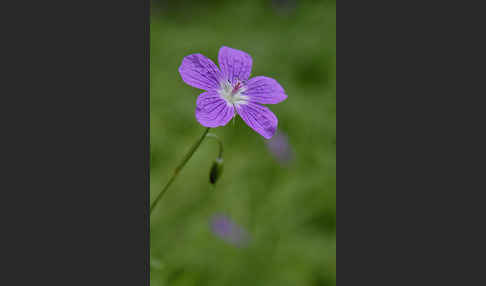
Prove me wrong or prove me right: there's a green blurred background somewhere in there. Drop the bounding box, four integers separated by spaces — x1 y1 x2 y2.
150 0 335 285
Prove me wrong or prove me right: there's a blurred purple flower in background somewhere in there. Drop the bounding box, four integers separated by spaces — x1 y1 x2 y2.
209 214 250 247
265 130 294 166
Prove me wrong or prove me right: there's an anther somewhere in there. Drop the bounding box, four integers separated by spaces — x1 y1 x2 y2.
232 82 242 94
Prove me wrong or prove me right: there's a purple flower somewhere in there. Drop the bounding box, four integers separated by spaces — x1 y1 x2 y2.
265 130 294 165
209 214 250 247
179 46 287 139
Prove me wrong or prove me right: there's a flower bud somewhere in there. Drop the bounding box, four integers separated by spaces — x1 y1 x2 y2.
209 157 224 185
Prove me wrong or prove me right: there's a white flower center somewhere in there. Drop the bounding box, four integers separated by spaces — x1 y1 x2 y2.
219 80 249 107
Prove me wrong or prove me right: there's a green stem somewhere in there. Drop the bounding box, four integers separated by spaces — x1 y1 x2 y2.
206 133 224 159
150 127 210 216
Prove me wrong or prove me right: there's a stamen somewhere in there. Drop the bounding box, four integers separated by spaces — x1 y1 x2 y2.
219 80 248 107
232 82 242 95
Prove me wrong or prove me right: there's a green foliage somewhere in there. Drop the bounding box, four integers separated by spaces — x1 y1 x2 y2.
151 0 335 285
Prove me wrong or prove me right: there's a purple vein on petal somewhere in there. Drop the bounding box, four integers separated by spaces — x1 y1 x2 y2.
237 103 277 139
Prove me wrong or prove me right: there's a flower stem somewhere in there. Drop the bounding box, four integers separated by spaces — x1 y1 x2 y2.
150 127 210 216
206 133 223 159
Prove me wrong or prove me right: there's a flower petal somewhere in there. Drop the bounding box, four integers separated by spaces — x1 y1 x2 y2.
236 102 278 139
243 76 287 104
179 54 223 91
218 46 253 84
195 91 235 127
